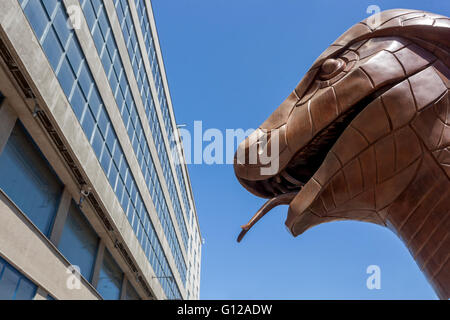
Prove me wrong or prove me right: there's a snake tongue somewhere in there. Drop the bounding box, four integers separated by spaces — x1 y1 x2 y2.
237 192 298 242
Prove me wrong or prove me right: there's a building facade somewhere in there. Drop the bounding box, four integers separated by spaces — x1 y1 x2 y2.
0 0 201 300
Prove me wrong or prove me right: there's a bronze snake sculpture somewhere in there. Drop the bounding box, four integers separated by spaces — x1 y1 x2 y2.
234 9 449 299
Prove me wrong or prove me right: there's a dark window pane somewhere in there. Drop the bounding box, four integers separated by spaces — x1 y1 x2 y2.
88 90 102 120
70 84 87 120
81 109 95 142
109 72 118 96
108 163 118 189
105 127 115 152
14 278 36 300
0 266 20 299
96 249 122 300
98 10 110 39
91 0 102 16
24 1 48 41
0 256 37 300
113 144 121 167
100 49 112 77
82 1 96 31
42 26 63 70
58 201 99 281
53 5 71 48
124 281 139 300
0 123 63 235
97 109 109 138
78 62 93 98
42 0 57 17
67 39 83 75
100 147 112 174
91 127 104 159
57 58 75 97
92 24 104 53
116 177 124 202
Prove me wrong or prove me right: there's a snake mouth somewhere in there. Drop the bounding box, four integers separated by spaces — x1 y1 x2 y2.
236 79 404 242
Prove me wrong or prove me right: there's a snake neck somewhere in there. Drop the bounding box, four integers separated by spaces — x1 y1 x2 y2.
382 151 450 300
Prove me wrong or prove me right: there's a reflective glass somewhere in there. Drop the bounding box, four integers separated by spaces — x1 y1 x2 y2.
96 249 122 300
0 122 63 236
0 256 37 300
58 201 99 281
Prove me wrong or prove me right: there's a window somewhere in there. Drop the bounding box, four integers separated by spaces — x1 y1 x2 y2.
23 0 48 41
42 26 63 70
0 256 37 300
58 201 99 282
124 281 140 300
96 249 123 300
57 57 76 97
0 122 63 236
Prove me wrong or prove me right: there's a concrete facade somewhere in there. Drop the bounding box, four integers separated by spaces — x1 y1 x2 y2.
0 0 201 300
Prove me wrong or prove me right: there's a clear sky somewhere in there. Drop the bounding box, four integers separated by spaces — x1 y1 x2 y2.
151 0 449 299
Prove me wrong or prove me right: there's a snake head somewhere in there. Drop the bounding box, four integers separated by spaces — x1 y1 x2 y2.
234 9 450 239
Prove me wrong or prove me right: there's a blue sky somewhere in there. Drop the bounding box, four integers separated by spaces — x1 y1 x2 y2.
151 0 449 299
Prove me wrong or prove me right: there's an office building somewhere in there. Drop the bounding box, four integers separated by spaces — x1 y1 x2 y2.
0 0 201 300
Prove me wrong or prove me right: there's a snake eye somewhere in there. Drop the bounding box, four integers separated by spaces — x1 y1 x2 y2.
319 58 346 80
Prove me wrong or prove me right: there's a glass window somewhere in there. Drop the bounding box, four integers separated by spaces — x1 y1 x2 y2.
100 49 112 77
23 0 48 41
67 39 83 75
91 128 104 160
80 108 95 142
97 109 109 138
108 163 118 189
53 5 71 48
0 256 37 300
81 2 95 30
42 0 57 18
100 147 112 174
57 57 75 97
14 277 37 300
105 128 115 153
91 0 102 16
96 249 123 300
58 201 99 281
42 27 63 70
98 10 110 39
124 281 139 300
116 177 124 202
0 265 20 299
78 62 93 99
109 70 118 96
70 84 87 120
88 89 102 119
0 122 63 236
92 24 104 53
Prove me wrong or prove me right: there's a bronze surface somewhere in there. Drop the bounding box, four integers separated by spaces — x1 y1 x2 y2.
234 9 450 299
